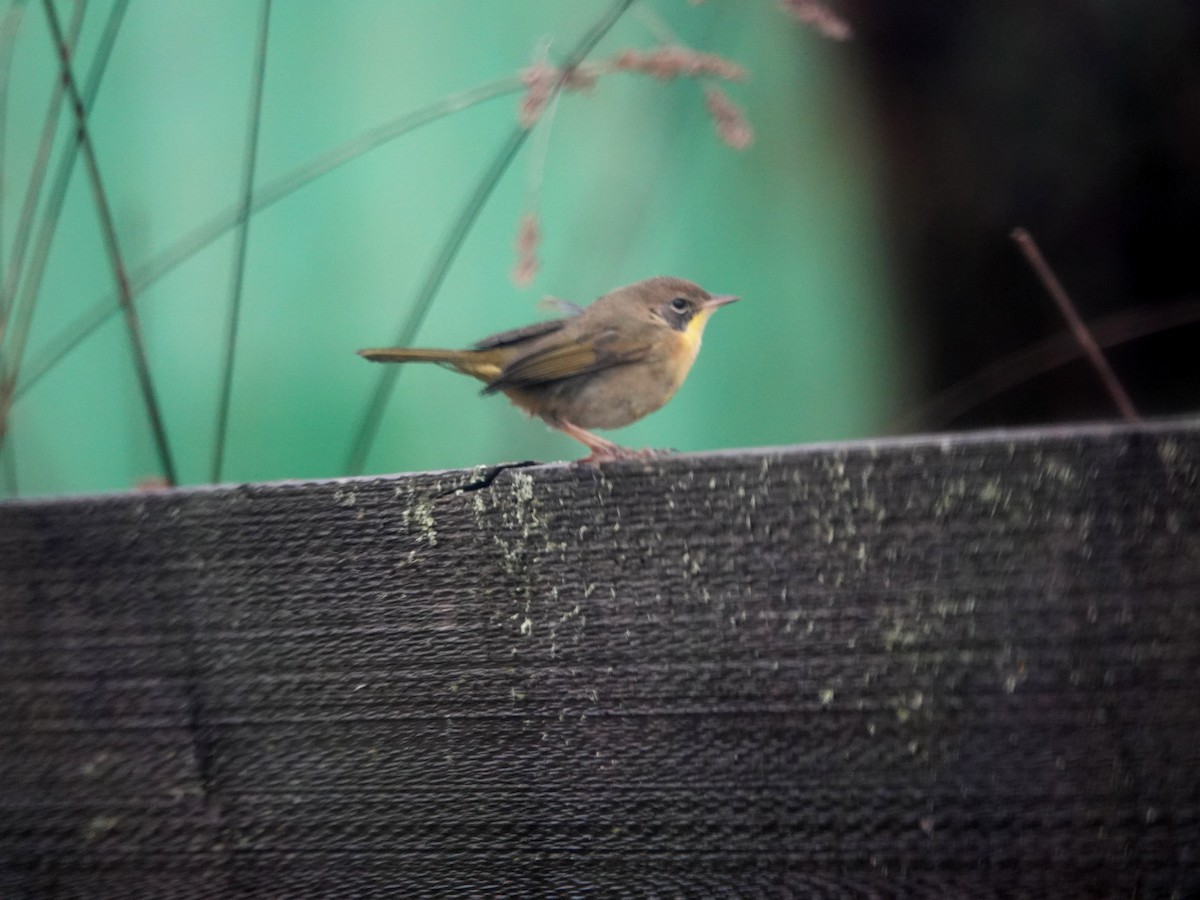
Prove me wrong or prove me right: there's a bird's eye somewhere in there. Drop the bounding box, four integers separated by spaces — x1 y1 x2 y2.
670 297 689 313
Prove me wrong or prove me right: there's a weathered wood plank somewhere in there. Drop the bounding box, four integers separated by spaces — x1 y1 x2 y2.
2 420 1198 896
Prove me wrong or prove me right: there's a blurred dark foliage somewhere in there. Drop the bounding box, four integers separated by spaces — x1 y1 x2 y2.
850 0 1200 428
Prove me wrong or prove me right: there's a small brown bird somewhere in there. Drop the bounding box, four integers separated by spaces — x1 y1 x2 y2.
358 276 739 461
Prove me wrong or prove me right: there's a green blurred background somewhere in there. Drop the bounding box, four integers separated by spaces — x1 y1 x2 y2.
1 0 902 496
4 0 1199 498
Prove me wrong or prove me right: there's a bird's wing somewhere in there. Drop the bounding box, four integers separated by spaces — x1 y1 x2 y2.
473 317 567 350
482 327 649 393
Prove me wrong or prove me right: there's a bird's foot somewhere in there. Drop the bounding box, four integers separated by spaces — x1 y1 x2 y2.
576 445 673 465
555 419 675 465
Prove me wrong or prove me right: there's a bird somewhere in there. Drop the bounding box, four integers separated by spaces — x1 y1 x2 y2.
357 276 739 461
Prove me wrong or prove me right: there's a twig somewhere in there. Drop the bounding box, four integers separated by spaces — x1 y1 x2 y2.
41 0 177 484
895 296 1200 431
1 0 116 456
1 1 125 405
0 0 28 306
512 59 562 286
1011 227 1139 422
0 0 84 344
12 74 524 404
0 429 13 497
0 0 29 490
212 0 271 484
344 0 638 476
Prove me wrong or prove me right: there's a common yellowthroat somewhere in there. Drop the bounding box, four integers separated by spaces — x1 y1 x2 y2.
358 276 739 460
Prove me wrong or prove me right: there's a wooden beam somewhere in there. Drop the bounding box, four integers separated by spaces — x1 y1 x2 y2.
2 420 1198 894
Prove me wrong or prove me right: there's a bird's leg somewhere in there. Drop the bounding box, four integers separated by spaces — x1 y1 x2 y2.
555 420 644 463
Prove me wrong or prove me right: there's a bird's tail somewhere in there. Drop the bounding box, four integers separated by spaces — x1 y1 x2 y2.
356 347 502 383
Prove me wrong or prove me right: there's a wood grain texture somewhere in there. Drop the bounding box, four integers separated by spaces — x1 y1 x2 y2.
2 420 1199 897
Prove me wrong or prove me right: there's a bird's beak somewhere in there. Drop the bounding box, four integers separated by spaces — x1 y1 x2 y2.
704 294 740 310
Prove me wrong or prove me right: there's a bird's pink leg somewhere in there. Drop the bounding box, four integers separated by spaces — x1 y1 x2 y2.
554 420 649 463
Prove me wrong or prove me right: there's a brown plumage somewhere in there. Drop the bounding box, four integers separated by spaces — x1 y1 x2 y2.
358 276 739 460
